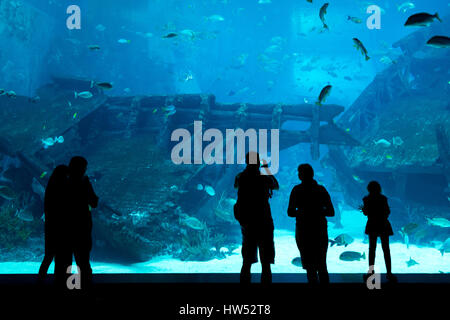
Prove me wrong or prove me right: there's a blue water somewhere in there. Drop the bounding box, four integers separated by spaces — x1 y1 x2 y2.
0 0 449 275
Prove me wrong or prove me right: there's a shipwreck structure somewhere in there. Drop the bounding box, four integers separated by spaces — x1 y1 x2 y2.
0 76 359 261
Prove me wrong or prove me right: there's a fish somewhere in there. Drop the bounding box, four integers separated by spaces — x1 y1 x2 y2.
426 217 450 228
319 3 329 30
0 185 17 201
316 85 332 106
329 234 354 247
306 0 312 3
353 38 370 61
404 13 441 27
73 112 77 119
118 39 131 44
352 175 364 183
196 184 204 191
439 238 450 256
373 139 391 147
339 251 366 261
205 185 216 196
291 257 303 267
6 91 16 98
348 16 362 24
386 154 393 160
426 36 450 48
92 81 113 90
41 136 64 149
74 91 93 99
40 171 47 179
0 89 5 96
88 45 101 51
206 15 225 22
163 32 178 38
95 24 106 32
179 29 196 40
406 257 419 267
397 2 415 13
401 223 419 235
28 96 40 103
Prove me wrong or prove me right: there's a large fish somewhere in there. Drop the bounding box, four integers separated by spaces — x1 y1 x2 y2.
426 36 450 48
405 12 441 27
329 234 354 247
316 85 332 106
319 3 329 30
339 251 366 261
353 38 370 61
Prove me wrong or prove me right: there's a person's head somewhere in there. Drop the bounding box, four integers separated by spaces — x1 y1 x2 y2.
298 163 314 182
367 181 382 194
68 156 88 179
245 152 260 171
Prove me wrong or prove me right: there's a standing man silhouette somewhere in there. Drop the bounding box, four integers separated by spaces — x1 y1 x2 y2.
234 152 279 284
288 164 334 285
67 156 99 290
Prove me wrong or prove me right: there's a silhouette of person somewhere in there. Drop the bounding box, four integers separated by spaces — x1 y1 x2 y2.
234 152 279 284
359 181 396 282
38 165 69 283
65 156 99 290
288 164 334 285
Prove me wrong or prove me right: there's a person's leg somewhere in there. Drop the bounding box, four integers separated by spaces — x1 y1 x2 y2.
261 263 272 284
240 262 252 284
73 246 92 291
38 254 54 281
54 251 72 290
306 269 318 284
368 234 377 272
380 235 392 274
259 228 274 284
318 243 329 285
240 227 256 284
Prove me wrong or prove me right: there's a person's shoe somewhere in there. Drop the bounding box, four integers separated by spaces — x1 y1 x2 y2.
386 273 397 283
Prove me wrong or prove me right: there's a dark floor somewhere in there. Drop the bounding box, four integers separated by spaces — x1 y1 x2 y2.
1 274 449 316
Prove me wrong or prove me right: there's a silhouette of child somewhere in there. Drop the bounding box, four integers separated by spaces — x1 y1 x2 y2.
360 181 396 282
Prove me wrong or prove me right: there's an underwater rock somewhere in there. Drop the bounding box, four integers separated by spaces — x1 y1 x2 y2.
31 178 44 201
0 185 16 201
180 215 205 231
